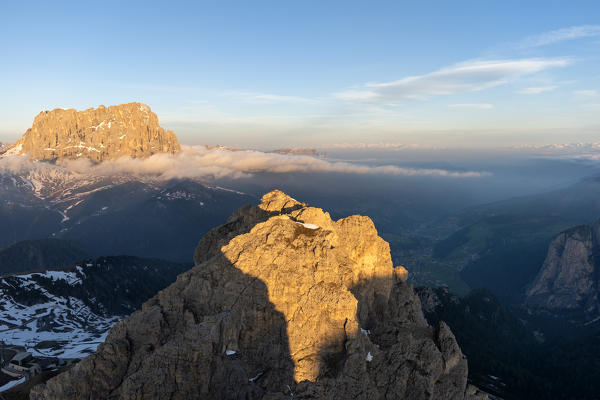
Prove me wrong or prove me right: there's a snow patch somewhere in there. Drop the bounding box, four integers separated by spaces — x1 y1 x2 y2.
208 185 246 195
63 144 100 153
3 143 23 156
225 350 237 356
0 377 26 393
366 352 373 362
298 222 320 229
584 315 600 326
249 372 263 382
0 268 120 358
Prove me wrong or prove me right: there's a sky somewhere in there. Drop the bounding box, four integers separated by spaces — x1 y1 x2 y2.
0 1 599 148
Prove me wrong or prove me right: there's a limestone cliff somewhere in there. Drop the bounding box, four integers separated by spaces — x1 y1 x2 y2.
526 221 600 318
7 102 180 162
31 190 486 400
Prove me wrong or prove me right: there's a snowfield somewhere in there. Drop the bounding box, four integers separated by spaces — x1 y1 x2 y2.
0 268 121 358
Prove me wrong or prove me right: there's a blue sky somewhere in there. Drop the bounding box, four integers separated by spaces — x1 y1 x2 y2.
0 1 599 148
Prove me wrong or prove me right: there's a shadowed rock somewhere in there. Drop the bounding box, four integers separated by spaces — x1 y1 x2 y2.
526 221 600 318
31 190 487 399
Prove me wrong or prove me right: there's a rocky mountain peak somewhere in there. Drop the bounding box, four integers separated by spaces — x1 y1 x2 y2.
526 220 600 318
6 102 180 162
31 190 485 400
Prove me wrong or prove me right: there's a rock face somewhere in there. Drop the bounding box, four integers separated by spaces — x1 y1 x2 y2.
526 222 600 318
8 102 180 162
31 190 486 400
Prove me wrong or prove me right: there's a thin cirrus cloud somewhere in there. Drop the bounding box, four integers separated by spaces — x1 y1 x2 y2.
518 25 600 48
335 58 570 102
0 146 490 179
516 86 558 95
448 103 493 110
573 90 599 97
223 91 315 104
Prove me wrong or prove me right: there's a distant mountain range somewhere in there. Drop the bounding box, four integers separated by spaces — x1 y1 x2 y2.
512 142 600 155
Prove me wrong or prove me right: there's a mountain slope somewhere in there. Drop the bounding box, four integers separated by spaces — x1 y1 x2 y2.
431 215 573 302
435 176 600 236
0 169 254 261
418 287 600 400
0 256 190 358
0 239 90 275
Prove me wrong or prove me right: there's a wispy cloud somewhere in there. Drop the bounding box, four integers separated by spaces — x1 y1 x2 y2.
448 103 493 109
519 25 600 48
223 91 314 104
516 86 558 95
573 90 599 97
0 146 490 179
582 103 600 109
335 58 570 102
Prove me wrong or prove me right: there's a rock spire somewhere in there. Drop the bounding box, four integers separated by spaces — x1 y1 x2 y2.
31 190 486 400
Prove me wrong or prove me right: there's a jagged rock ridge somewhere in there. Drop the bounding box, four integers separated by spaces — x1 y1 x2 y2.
6 102 180 162
526 221 600 318
31 190 486 399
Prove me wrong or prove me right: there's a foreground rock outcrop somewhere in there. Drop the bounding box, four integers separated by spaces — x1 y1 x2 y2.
526 221 600 319
6 102 180 161
31 190 486 399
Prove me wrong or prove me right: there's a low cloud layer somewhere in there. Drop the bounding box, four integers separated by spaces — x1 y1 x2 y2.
1 146 490 179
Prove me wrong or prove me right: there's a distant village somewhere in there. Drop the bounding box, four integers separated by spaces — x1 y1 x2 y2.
0 342 76 394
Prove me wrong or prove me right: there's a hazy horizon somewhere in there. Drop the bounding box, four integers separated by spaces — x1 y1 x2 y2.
1 1 599 148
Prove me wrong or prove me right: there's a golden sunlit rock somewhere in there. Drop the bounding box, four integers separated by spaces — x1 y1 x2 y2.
8 102 180 162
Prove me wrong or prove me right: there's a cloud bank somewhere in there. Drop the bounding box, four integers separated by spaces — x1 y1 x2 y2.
1 146 490 180
335 58 570 102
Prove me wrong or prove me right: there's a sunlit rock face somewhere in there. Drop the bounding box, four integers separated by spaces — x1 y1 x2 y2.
31 190 486 400
7 102 180 162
